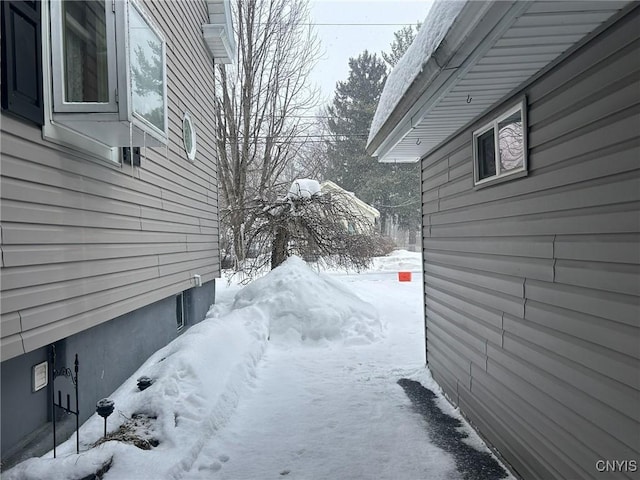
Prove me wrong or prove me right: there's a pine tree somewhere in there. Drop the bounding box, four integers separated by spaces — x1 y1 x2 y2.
381 22 422 68
324 50 387 194
323 50 421 235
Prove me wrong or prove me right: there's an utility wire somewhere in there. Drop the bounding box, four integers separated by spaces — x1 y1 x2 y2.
256 22 419 26
228 134 369 139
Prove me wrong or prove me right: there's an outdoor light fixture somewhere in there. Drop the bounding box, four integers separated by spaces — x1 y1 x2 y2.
96 398 115 438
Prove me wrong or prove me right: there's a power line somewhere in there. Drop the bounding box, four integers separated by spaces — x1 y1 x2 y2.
307 23 418 26
227 134 369 140
256 22 419 26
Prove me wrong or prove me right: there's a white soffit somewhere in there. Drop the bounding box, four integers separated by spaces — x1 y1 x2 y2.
203 0 236 64
375 0 631 163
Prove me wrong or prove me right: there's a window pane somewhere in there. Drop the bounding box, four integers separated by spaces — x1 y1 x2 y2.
498 111 524 172
477 129 496 180
62 1 109 102
129 5 165 132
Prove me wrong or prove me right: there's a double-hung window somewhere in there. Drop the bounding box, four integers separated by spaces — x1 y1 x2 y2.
47 0 167 149
473 99 527 186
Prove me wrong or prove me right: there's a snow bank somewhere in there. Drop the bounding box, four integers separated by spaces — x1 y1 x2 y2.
5 305 270 480
234 256 383 345
368 0 466 144
371 249 422 273
5 257 382 479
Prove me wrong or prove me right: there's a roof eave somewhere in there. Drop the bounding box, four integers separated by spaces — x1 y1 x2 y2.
366 1 531 161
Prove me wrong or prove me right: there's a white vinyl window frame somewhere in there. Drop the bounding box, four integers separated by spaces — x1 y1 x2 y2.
43 0 168 159
50 0 118 113
472 98 528 188
42 0 118 163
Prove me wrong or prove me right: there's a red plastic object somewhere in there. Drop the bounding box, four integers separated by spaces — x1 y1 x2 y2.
398 272 412 282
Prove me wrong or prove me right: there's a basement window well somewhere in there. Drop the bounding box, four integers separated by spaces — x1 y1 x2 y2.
473 99 527 187
176 293 185 331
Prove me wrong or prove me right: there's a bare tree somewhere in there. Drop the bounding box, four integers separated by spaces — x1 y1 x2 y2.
228 185 394 281
214 0 321 264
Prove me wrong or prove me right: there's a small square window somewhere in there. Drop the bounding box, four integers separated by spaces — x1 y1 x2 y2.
473 99 527 186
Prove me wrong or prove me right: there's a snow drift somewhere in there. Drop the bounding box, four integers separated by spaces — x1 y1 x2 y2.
234 255 383 344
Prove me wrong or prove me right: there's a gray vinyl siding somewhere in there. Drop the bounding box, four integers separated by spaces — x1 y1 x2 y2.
0 0 220 362
421 9 640 480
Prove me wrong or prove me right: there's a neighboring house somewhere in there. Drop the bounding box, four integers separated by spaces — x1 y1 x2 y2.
368 1 639 479
320 180 380 233
0 0 234 466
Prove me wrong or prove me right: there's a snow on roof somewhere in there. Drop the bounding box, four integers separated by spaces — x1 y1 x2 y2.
368 0 466 146
320 181 380 218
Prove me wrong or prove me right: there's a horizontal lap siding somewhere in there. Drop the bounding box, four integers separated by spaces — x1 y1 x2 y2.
422 9 640 480
0 0 220 361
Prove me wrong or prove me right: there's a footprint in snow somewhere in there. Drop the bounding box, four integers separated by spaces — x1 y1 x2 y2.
198 461 222 472
218 454 230 463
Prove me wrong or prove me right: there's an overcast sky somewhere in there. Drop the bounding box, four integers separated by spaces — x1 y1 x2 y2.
308 0 434 104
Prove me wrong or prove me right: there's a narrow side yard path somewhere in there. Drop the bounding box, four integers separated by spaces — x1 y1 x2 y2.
186 269 470 479
5 253 511 480
188 274 456 479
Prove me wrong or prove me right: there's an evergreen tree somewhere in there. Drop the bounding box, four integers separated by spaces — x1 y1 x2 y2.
324 51 387 195
323 50 421 235
381 22 422 67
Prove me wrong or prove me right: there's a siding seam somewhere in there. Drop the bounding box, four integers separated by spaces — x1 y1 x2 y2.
18 311 26 353
552 234 557 282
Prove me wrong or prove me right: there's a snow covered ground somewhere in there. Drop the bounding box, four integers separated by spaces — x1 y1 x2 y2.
5 250 512 480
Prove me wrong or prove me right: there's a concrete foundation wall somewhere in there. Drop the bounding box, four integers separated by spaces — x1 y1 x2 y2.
0 280 214 466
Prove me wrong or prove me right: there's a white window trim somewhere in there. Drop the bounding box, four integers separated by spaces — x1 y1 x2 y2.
41 0 119 163
472 98 528 188
50 0 118 114
40 0 168 162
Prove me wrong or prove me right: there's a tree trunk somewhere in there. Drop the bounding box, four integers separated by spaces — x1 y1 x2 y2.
230 206 247 263
271 227 290 269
